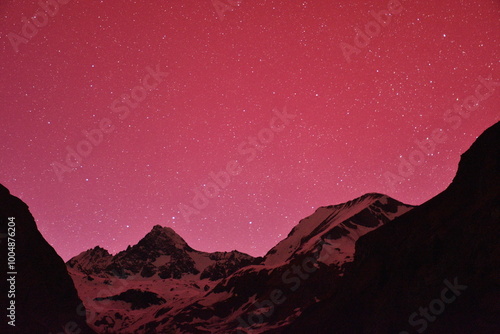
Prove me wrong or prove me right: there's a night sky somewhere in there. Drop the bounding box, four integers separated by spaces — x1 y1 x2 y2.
1 0 499 261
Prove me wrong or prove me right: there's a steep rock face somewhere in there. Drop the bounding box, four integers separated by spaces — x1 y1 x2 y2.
287 122 500 333
0 184 95 334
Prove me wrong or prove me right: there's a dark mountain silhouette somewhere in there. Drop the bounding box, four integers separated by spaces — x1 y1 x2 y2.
0 184 95 334
286 121 500 333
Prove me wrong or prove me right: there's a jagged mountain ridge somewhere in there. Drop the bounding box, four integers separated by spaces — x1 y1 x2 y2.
67 225 259 333
68 225 257 281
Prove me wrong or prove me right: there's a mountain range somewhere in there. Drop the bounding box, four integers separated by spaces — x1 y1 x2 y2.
67 192 413 333
0 121 498 333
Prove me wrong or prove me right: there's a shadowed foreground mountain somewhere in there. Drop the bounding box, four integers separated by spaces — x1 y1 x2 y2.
287 121 500 333
0 184 95 334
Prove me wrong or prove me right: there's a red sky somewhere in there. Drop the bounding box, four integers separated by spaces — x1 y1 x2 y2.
1 0 499 260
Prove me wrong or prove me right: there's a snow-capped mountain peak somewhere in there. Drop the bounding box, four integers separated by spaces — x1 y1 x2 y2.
263 193 414 267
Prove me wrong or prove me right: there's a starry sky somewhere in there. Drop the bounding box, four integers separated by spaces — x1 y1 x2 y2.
1 0 499 261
